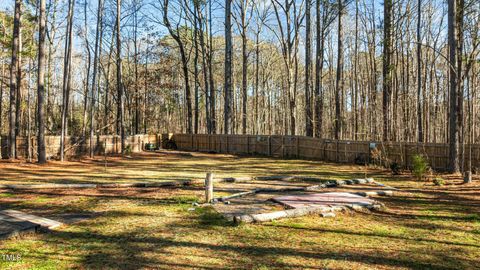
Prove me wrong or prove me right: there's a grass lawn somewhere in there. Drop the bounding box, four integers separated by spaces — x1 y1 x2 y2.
0 151 479 269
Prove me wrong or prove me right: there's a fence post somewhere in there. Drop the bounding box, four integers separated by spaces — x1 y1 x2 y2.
205 172 214 203
208 134 211 151
104 139 108 171
31 136 35 160
268 136 271 156
336 140 339 163
296 137 300 158
226 135 229 153
404 143 408 169
219 136 222 153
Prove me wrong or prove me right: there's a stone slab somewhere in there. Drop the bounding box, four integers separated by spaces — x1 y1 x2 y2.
272 192 376 209
0 210 64 230
0 215 39 239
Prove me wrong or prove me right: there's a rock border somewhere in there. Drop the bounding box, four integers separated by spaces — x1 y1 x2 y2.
215 178 383 202
233 202 384 224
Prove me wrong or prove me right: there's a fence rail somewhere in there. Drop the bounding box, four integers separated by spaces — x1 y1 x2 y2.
171 134 480 171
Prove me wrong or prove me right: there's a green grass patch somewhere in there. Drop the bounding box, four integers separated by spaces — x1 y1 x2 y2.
0 192 14 198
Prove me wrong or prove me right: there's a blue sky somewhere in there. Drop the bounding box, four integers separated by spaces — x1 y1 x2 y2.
0 1 13 11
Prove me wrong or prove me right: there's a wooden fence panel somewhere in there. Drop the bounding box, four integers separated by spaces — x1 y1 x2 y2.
0 134 159 159
2 132 478 171
170 134 480 171
298 137 323 160
283 136 297 157
252 136 269 155
210 135 220 153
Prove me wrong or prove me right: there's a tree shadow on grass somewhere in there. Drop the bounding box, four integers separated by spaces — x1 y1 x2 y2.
1 186 478 269
35 225 468 270
265 223 480 248
375 189 480 216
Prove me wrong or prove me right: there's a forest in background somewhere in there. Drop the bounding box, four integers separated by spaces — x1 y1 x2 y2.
0 0 479 173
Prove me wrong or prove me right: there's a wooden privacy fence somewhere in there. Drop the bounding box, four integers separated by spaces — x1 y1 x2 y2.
0 134 162 159
172 134 480 171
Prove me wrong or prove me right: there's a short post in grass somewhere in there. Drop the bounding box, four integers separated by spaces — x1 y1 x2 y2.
104 139 108 172
205 173 214 203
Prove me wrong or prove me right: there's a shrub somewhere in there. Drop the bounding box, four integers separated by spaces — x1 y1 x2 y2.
125 144 133 155
412 154 428 181
370 148 392 168
433 177 445 186
145 143 156 151
165 140 178 150
390 163 400 174
355 153 368 165
370 148 383 166
390 162 401 175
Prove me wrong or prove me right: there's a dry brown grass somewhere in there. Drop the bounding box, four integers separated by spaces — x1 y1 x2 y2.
0 151 379 185
0 151 479 269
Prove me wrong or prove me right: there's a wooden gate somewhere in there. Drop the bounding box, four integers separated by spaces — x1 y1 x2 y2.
269 136 284 157
269 136 298 157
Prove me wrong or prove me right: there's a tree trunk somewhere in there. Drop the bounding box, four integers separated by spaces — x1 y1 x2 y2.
9 0 22 159
208 0 216 134
82 0 91 138
163 0 192 134
383 0 393 141
45 0 58 134
117 0 125 153
26 60 32 162
104 30 115 135
335 0 343 140
193 3 199 134
254 31 260 135
314 0 325 138
224 0 233 134
238 0 249 135
90 0 104 158
416 0 423 142
0 15 6 159
15 30 22 139
456 0 464 174
144 43 149 134
60 0 75 161
305 0 313 137
353 0 359 140
37 0 47 164
197 5 210 134
241 28 247 135
448 0 459 173
134 0 140 135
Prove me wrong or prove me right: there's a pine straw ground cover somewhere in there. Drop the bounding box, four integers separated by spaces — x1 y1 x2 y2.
0 151 479 269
